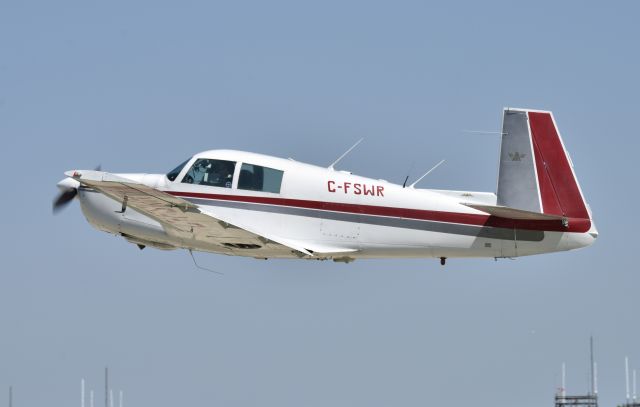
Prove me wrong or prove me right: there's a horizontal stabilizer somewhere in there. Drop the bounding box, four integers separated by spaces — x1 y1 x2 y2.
462 203 565 221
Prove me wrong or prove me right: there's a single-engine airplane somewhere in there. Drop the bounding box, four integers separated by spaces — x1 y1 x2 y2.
54 108 597 264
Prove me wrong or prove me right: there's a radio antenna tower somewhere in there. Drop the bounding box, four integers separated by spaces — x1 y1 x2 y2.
554 338 598 407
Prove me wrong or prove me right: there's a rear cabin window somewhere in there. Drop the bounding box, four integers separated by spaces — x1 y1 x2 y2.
181 159 236 188
238 163 284 193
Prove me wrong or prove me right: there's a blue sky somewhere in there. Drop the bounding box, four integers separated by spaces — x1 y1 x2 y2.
1 1 638 406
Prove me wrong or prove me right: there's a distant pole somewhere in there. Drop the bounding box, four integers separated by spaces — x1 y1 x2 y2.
562 363 566 397
589 336 595 395
82 379 85 407
105 367 109 407
119 390 123 407
90 390 94 407
626 357 630 402
8 386 12 407
634 369 637 401
109 390 113 407
594 362 598 395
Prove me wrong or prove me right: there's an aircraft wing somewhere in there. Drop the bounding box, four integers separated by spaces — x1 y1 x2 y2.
66 170 315 256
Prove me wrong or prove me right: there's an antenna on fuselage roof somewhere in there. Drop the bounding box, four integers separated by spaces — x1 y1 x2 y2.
408 159 445 189
402 161 416 188
328 138 364 170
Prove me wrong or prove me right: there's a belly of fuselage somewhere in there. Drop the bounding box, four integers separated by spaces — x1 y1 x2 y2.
78 188 176 250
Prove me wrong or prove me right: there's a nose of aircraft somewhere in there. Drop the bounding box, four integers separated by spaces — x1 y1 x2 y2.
53 176 82 213
56 176 80 191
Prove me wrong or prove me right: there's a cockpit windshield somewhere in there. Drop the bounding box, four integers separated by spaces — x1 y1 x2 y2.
166 158 191 181
182 159 236 188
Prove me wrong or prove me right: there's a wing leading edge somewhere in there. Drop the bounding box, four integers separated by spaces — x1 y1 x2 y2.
66 170 320 256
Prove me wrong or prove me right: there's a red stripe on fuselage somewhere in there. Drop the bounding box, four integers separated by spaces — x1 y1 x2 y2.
167 191 591 233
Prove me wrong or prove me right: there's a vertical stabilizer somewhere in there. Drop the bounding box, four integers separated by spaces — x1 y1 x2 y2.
497 108 590 220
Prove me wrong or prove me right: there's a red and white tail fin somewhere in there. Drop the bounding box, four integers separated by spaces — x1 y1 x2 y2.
497 108 590 220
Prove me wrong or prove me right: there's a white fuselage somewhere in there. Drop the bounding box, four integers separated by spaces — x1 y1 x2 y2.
75 150 596 261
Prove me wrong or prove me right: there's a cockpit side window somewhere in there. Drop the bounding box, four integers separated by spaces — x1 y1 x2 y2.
238 163 284 193
181 159 236 188
166 158 191 181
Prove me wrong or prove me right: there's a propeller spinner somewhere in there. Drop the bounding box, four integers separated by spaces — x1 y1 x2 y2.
52 165 100 214
53 176 82 213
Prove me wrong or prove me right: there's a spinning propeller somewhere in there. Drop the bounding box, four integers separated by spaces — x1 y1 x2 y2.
52 165 100 214
52 186 78 213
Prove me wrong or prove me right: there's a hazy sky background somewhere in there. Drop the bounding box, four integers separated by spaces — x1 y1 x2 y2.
1 1 638 406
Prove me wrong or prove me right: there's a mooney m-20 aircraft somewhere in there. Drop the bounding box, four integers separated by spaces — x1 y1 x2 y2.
54 108 597 264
